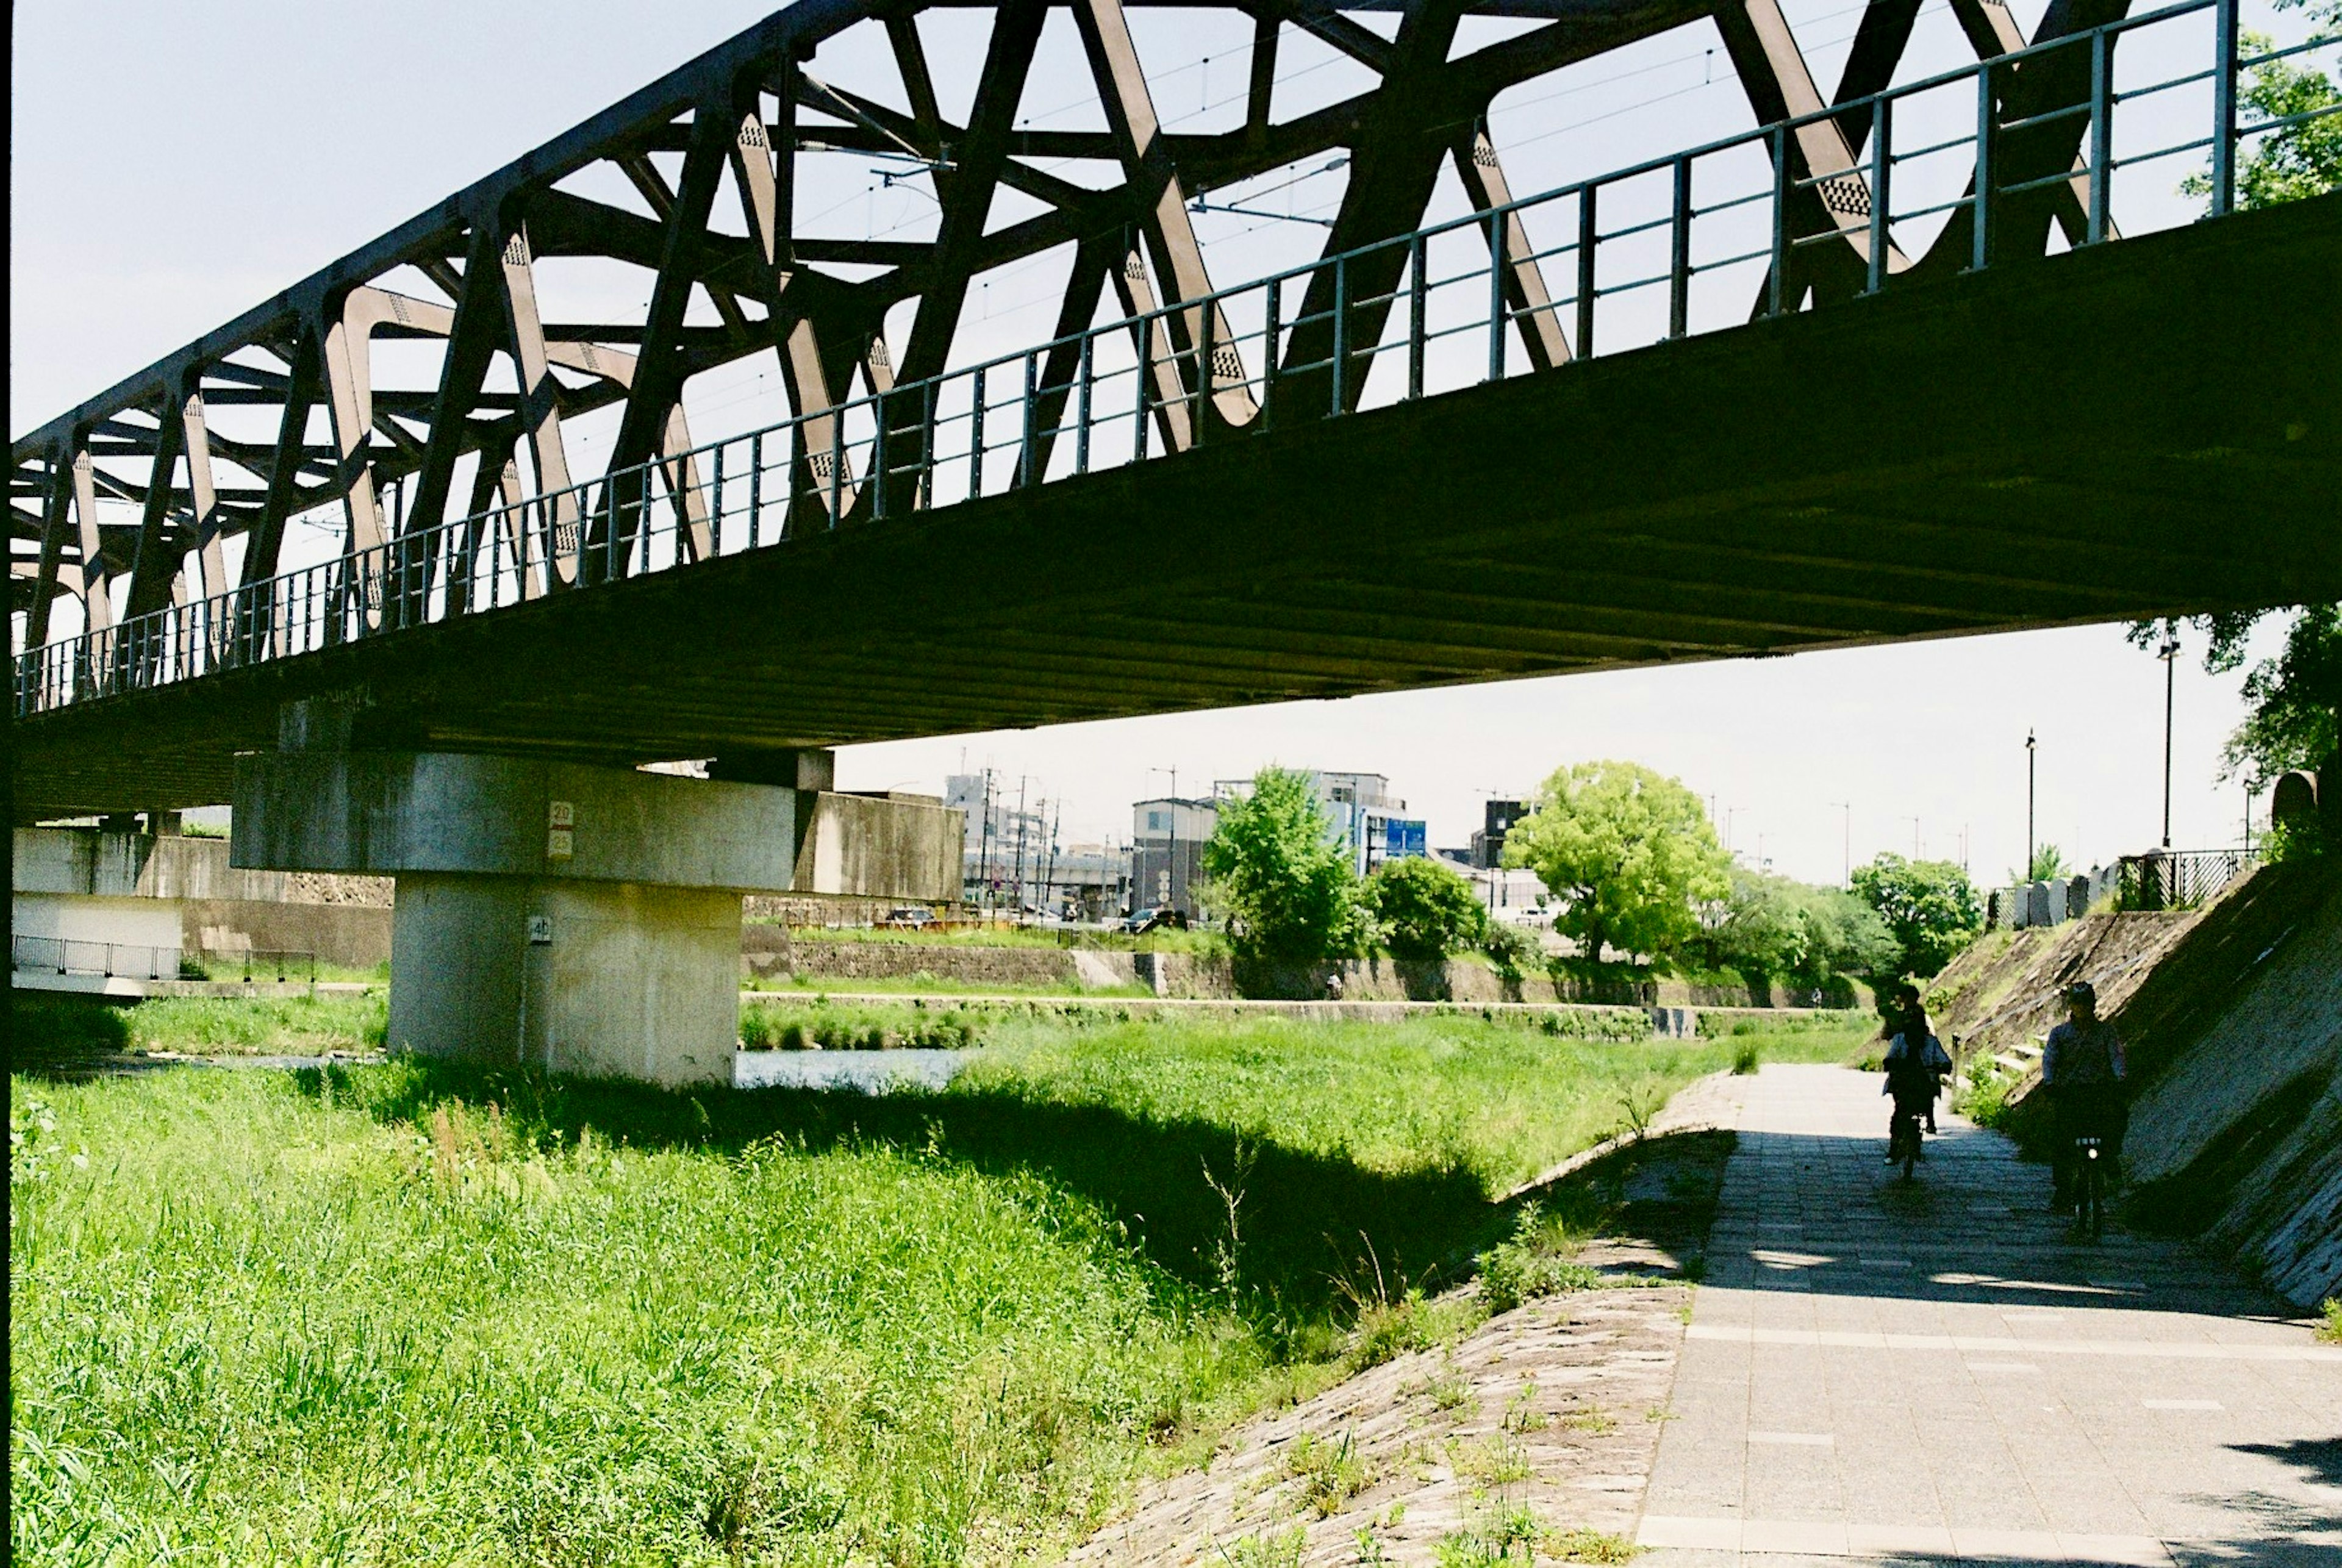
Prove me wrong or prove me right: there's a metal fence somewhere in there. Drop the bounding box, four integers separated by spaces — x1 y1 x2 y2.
2117 848 2257 910
15 0 2334 719
10 934 184 981
186 949 319 984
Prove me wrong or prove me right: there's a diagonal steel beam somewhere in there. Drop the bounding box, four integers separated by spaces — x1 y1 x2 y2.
70 449 113 637
1108 240 1198 452
1450 124 1571 370
26 457 70 647
176 386 231 605
245 333 321 589
496 226 584 585
733 82 874 525
1714 0 1910 294
891 0 1049 390
1020 231 1122 482
406 225 509 539
319 293 396 562
1945 0 2118 249
1073 0 1260 433
1278 0 1470 415
124 404 188 621
612 106 731 479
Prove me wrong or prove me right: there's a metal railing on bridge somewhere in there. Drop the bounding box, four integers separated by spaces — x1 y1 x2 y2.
16 0 2334 719
2116 848 2258 910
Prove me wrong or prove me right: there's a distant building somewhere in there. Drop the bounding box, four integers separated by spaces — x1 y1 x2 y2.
1471 798 1528 870
1211 770 1429 878
1131 797 1216 918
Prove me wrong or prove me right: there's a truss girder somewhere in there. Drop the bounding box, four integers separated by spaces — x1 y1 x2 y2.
13 0 2122 650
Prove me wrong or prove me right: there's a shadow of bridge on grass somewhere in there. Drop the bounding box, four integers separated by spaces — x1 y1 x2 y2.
295 1056 1534 1327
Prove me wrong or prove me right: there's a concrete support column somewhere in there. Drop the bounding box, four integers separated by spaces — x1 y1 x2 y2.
234 749 799 1086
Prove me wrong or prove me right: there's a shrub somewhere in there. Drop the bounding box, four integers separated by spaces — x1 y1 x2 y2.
1368 856 1488 962
1478 1202 1602 1313
1483 922 1542 981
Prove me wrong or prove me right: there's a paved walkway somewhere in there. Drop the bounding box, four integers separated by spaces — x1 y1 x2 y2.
1639 1065 2342 1567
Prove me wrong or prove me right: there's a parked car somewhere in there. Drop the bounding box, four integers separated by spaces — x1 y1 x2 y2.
1122 907 1187 935
881 906 936 929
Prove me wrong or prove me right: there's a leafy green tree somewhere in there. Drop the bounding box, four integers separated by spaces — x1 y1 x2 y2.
1201 767 1369 966
1367 856 1488 962
1710 868 1810 979
2184 0 2341 209
2010 843 2069 885
1849 854 1984 978
1710 870 1899 983
2130 603 2342 781
1807 887 1901 979
1502 762 1730 965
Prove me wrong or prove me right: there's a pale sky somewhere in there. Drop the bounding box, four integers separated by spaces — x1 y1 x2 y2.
12 2 2306 887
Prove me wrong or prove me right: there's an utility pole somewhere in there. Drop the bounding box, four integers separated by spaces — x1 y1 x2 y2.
978 769 995 918
2025 730 2036 881
1830 802 1852 886
1011 775 1029 918
1903 817 1921 858
2160 630 2181 848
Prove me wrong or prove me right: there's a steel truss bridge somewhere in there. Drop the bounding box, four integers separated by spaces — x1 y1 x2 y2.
10 0 2341 817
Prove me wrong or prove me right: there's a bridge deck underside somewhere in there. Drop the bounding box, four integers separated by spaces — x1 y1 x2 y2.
15 197 2340 818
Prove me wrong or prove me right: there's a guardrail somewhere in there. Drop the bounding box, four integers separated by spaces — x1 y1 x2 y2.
10 934 185 981
16 0 2333 718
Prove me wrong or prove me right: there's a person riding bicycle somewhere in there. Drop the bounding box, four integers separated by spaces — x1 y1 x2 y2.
2043 979 2127 1214
1880 981 1952 1162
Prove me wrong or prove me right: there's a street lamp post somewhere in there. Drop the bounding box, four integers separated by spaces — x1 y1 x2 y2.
2159 632 2181 848
2025 730 2037 881
1830 801 1852 886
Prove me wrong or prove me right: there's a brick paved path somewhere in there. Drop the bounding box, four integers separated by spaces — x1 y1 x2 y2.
1638 1065 2342 1566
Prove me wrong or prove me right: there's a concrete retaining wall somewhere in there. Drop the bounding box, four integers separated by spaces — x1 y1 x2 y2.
182 898 393 968
739 937 1861 1011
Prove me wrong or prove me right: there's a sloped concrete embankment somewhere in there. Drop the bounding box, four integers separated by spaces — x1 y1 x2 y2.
2122 863 2342 1307
1932 860 2342 1308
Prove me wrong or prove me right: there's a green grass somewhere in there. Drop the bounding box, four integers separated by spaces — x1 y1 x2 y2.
10 992 386 1067
2319 1299 2341 1342
10 1003 1870 1565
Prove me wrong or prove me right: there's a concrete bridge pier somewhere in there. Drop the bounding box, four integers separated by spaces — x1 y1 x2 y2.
232 742 800 1086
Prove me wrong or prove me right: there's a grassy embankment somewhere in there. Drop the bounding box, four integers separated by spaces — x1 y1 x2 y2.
11 998 1866 1565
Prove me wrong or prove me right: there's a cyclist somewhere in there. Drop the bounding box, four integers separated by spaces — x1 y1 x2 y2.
1881 981 1952 1164
2043 980 2127 1214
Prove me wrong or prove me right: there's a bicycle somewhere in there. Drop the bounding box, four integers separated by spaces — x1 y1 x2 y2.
1888 1103 1924 1180
2071 1132 2107 1242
